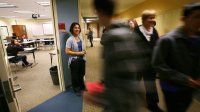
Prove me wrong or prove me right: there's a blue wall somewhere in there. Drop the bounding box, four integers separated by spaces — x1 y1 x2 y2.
56 0 79 89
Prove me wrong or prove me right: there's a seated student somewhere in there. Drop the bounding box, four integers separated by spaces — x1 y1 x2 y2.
19 34 27 42
12 33 17 39
7 39 32 67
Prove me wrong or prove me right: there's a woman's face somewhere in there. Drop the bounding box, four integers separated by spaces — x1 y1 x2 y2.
73 24 80 36
14 40 19 45
129 21 135 29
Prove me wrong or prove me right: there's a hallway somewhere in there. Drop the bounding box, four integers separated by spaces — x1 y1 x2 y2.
82 39 200 112
83 38 103 112
28 38 200 112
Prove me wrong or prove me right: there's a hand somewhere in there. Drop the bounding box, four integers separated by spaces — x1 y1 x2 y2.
188 77 200 88
84 50 87 54
77 51 85 56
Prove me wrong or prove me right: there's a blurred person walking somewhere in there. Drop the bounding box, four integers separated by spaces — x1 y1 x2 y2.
90 0 153 111
133 10 162 112
128 18 138 31
152 2 200 112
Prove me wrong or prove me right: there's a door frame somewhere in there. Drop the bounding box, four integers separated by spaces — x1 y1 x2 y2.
0 31 20 112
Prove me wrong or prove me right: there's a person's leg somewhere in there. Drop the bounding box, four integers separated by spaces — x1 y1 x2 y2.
143 72 160 111
79 59 86 90
16 55 29 66
162 90 192 112
89 38 93 47
70 60 81 93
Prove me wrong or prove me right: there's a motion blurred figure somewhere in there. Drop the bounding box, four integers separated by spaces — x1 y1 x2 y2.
92 0 150 111
133 10 162 112
128 18 138 31
152 2 200 112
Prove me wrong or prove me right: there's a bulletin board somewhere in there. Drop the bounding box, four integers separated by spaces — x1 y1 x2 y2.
0 26 9 39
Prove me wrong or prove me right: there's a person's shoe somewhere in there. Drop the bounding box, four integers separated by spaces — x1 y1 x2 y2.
22 64 26 67
75 91 82 96
26 63 33 67
82 88 88 91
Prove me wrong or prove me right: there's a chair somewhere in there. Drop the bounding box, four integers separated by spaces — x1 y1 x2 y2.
8 56 26 73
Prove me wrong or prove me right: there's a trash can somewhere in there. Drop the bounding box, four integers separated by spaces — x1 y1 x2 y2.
49 66 59 85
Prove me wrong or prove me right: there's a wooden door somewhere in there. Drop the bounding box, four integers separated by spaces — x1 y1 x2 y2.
12 25 27 38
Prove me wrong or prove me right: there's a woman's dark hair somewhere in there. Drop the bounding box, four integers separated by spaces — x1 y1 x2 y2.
11 39 15 45
183 2 200 17
69 22 81 34
93 0 115 16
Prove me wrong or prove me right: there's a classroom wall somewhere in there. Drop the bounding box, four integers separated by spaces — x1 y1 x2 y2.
0 18 15 38
0 18 54 39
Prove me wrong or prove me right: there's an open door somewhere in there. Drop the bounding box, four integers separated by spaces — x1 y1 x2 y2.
0 30 20 112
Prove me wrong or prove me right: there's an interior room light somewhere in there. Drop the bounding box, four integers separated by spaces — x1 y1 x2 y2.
0 2 17 8
14 11 33 14
36 2 50 6
1 16 18 18
39 15 46 17
0 3 8 5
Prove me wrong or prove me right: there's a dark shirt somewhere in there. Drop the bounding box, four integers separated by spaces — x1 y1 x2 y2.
152 27 200 91
6 45 24 56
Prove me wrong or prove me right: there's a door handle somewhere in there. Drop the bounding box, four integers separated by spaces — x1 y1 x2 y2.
13 84 22 92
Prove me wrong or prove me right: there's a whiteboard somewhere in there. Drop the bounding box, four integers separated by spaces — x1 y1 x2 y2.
31 24 44 36
43 23 53 35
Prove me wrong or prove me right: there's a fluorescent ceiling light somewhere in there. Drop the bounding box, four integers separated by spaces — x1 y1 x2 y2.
40 4 50 6
14 11 33 14
0 3 8 5
86 18 98 21
39 15 46 17
0 2 17 8
37 2 50 4
1 16 18 18
36 1 50 6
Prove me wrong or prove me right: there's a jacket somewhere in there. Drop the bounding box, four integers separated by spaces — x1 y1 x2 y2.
6 44 24 56
101 22 151 91
152 27 200 90
133 26 159 73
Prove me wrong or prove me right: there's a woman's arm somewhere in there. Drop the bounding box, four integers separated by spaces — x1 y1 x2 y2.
66 48 85 56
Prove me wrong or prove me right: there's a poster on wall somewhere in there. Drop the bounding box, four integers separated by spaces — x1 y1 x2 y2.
0 26 9 39
58 23 65 32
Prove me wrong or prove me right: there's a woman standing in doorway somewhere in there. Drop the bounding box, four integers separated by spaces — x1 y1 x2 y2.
66 22 86 96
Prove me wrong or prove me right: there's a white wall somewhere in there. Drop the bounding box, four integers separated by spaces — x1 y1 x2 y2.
0 18 55 39
0 18 15 39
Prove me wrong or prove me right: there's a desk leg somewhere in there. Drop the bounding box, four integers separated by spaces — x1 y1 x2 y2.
33 51 36 63
50 54 53 66
31 51 38 68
